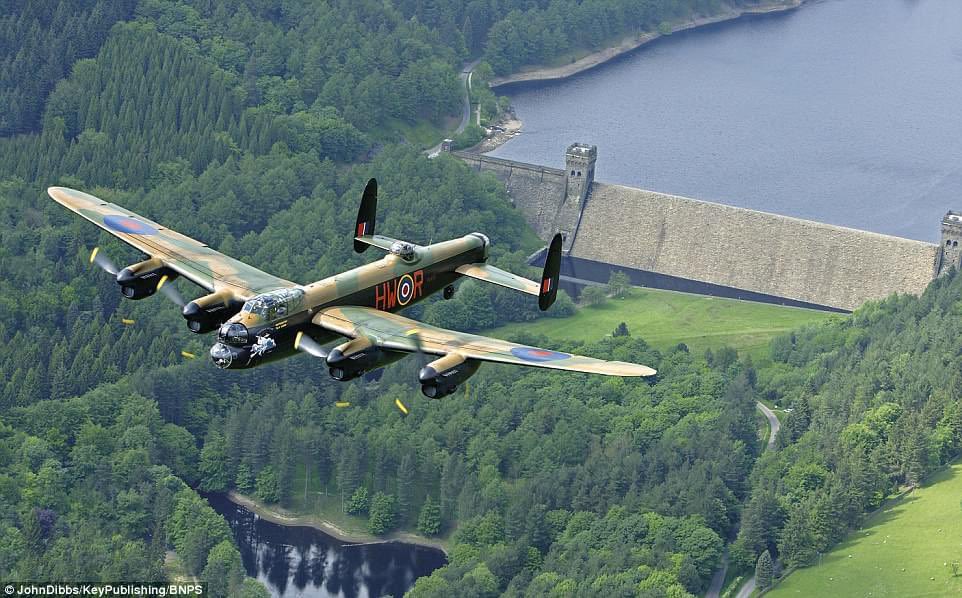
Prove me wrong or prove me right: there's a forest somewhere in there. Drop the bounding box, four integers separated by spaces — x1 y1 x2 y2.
3 0 958 596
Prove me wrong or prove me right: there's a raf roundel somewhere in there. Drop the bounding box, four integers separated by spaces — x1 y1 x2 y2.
103 215 158 235
510 347 570 362
396 274 415 306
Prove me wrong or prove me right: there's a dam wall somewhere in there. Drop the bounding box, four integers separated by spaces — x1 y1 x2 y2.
451 145 952 312
454 149 590 251
573 184 939 311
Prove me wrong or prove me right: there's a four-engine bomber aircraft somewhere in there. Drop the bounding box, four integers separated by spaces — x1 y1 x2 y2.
49 181 655 398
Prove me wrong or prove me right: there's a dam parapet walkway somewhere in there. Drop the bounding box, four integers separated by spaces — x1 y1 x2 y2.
450 144 954 312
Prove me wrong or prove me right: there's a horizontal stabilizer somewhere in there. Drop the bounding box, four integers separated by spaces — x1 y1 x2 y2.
455 263 540 296
355 234 403 252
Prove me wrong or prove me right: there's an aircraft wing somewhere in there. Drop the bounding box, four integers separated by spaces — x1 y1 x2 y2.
315 305 656 377
48 187 294 300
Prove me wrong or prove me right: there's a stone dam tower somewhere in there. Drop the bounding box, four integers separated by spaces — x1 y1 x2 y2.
451 143 956 312
937 212 962 275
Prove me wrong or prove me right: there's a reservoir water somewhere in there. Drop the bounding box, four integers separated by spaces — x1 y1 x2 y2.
206 493 446 598
490 0 962 242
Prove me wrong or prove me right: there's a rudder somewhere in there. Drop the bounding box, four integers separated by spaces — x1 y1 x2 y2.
539 233 563 311
354 178 377 253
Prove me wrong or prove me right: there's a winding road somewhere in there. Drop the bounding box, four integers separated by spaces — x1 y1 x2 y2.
757 402 780 451
705 402 780 598
426 59 482 156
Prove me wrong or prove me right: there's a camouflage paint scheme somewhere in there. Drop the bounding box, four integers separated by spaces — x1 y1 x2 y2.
48 187 292 298
319 306 656 376
49 185 655 380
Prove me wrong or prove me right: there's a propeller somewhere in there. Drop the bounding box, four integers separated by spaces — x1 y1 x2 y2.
409 329 429 377
294 331 329 359
156 274 186 308
89 247 118 276
90 247 185 308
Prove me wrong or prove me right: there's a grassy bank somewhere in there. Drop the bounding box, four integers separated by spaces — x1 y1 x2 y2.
226 488 450 555
489 287 837 360
767 461 962 597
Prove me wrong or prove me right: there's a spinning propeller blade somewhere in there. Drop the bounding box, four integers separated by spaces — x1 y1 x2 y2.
156 275 186 307
89 247 118 276
408 329 429 375
294 331 329 359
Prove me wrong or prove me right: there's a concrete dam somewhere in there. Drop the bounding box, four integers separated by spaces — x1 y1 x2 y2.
452 144 957 312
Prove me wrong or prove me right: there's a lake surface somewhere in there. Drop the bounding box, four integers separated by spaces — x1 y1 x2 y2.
205 493 446 598
490 0 962 242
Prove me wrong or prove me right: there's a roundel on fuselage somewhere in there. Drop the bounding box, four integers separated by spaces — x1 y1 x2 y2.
397 274 415 305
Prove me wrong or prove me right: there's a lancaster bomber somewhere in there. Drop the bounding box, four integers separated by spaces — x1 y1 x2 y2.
49 181 655 399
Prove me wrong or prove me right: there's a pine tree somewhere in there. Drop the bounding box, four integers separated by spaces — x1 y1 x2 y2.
755 549 774 590
396 453 416 523
255 466 279 504
417 495 442 536
347 487 370 516
368 492 397 535
235 463 254 494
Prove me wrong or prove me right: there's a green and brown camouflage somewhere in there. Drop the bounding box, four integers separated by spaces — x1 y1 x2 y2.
49 183 654 393
48 187 293 299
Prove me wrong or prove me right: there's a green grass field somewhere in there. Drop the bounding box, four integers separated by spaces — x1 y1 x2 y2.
768 461 962 597
489 287 837 359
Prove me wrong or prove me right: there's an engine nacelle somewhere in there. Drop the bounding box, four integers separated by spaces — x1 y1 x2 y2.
182 290 243 333
326 336 405 381
418 353 480 399
116 258 178 300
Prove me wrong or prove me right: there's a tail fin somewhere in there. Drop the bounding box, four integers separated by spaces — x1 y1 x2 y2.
354 178 377 253
539 233 563 311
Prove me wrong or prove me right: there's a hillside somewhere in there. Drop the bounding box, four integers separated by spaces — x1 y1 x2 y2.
767 460 962 597
727 271 962 591
489 287 836 359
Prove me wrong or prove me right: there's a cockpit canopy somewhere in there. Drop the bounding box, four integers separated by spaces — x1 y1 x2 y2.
241 287 305 320
390 240 418 262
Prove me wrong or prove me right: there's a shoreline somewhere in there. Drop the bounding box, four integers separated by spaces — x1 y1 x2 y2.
488 0 805 89
224 491 449 556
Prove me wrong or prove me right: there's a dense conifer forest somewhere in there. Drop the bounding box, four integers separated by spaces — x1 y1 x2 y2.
2 0 959 596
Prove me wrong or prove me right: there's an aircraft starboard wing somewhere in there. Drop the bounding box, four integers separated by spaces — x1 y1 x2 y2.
48 187 295 300
315 305 656 377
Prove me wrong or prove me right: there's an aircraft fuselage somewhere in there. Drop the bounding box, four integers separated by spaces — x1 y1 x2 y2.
208 234 487 369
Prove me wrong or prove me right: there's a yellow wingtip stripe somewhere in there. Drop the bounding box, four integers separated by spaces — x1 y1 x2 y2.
395 398 409 415
89 247 99 264
156 274 168 291
294 331 303 350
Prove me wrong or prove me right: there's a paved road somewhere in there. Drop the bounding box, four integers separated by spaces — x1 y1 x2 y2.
705 549 731 598
426 59 482 156
734 574 756 598
757 401 780 451
705 402 780 598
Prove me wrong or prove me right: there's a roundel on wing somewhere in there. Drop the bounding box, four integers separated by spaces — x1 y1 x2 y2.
510 347 570 362
104 215 158 235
